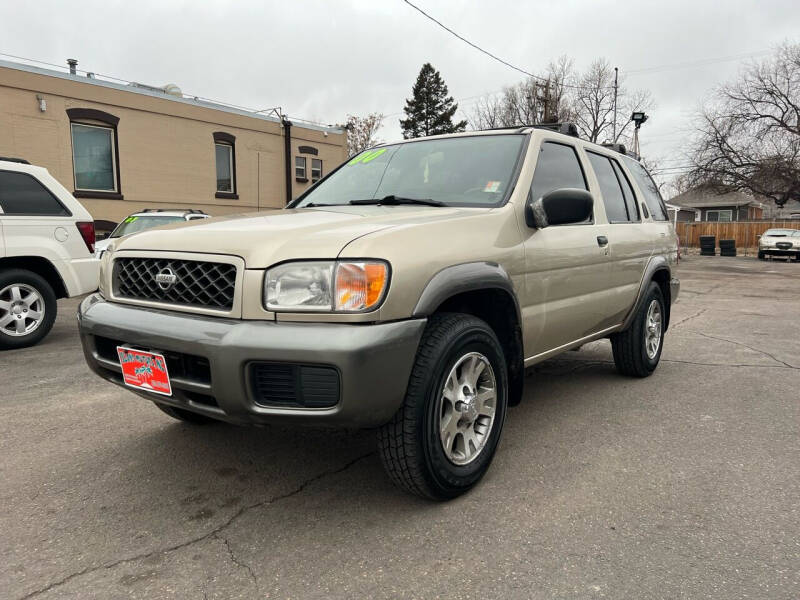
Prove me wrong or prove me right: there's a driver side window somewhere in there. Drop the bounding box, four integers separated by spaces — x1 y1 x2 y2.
529 141 590 223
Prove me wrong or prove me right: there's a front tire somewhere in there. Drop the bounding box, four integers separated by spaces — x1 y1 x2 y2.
378 313 508 500
0 269 57 350
758 251 765 260
611 282 665 377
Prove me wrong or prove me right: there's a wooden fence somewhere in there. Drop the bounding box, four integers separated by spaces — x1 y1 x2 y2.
676 220 800 250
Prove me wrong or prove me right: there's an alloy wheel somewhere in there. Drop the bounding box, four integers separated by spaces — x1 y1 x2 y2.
438 352 497 465
0 284 46 337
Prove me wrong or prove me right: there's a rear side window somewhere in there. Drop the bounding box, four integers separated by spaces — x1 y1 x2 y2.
587 152 630 223
0 171 69 216
530 142 588 202
611 160 639 221
623 157 667 221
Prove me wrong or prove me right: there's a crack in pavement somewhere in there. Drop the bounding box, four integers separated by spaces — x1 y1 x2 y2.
16 452 376 600
213 532 258 588
686 330 798 370
671 308 708 329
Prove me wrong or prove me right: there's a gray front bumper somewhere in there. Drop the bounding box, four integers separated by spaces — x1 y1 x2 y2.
78 294 426 427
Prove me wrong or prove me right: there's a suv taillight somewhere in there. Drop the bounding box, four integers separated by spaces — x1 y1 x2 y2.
76 221 96 253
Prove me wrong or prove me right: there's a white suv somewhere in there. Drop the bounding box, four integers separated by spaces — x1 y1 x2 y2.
95 209 209 258
0 158 99 349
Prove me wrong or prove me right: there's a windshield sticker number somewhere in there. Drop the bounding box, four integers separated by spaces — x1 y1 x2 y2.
123 216 138 223
348 148 387 165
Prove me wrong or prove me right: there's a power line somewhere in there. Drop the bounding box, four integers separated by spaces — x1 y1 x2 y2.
626 49 771 75
401 0 604 91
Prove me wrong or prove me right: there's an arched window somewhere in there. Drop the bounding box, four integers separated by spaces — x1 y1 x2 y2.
213 132 238 199
67 108 122 199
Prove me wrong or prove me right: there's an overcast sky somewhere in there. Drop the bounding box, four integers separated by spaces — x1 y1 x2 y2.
2 0 799 192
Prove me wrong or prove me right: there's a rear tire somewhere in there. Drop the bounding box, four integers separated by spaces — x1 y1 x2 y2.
0 269 57 350
611 282 665 377
155 403 218 424
377 313 508 500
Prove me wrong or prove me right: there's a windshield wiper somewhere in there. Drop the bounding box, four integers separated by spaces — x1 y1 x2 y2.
349 195 445 207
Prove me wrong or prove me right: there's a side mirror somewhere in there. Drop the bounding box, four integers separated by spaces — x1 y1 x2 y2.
526 188 594 228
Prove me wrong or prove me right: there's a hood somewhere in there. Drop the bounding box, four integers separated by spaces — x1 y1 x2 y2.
113 205 483 268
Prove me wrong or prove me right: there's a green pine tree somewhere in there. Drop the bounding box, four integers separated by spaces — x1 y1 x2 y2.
400 63 468 139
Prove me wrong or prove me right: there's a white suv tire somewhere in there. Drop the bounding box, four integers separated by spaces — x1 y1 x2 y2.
0 269 58 350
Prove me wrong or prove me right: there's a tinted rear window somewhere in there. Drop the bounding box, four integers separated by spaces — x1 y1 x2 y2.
0 170 69 216
587 152 630 223
622 157 667 221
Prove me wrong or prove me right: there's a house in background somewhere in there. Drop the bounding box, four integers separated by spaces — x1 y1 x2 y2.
0 58 347 232
664 202 698 223
669 187 764 222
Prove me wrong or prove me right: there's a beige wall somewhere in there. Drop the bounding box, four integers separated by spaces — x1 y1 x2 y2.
0 64 347 223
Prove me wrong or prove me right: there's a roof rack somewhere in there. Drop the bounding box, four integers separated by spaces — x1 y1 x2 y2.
528 122 580 137
478 122 580 138
601 143 628 155
140 208 206 214
601 143 640 159
0 156 31 164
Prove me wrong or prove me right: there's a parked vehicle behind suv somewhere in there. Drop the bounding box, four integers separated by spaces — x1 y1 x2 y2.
758 228 800 260
78 125 679 499
0 158 99 349
95 209 209 258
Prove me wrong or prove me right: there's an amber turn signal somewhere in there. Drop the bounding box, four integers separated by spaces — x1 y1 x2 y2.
334 261 388 312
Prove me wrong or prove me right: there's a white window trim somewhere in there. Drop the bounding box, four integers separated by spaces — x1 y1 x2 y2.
311 158 323 182
215 142 235 193
295 156 307 179
707 209 733 222
70 122 118 193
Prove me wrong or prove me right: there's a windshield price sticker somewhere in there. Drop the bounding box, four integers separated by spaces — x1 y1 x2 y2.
484 181 501 193
348 148 387 165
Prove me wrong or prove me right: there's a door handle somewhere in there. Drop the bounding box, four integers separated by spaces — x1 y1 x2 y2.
597 235 609 247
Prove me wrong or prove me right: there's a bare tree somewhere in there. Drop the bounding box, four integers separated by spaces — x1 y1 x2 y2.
469 57 576 129
687 43 800 206
345 113 385 156
469 56 651 147
571 58 652 144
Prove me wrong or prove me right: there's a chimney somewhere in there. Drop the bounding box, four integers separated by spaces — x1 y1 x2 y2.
67 58 77 75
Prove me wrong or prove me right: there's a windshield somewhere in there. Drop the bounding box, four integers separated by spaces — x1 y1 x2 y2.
764 228 800 237
294 134 525 208
111 215 186 238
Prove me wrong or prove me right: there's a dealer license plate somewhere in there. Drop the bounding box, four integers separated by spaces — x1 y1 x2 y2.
116 346 172 396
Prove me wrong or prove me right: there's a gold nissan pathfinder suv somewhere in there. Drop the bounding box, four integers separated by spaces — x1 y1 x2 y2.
78 124 679 499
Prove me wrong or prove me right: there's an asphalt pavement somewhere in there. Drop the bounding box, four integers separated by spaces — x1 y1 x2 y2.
1 255 798 599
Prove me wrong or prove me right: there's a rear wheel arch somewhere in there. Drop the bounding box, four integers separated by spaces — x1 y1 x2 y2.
0 256 68 298
622 256 672 332
413 263 524 407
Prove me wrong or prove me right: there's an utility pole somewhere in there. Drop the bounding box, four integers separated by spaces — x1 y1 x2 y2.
544 79 552 123
612 67 619 142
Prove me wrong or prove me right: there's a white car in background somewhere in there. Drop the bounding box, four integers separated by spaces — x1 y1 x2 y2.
95 209 209 258
758 228 800 261
0 157 99 349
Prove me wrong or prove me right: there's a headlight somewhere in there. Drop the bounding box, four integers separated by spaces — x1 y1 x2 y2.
97 247 113 298
265 260 389 312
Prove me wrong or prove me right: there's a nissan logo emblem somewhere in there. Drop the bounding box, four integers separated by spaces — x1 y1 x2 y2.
155 268 178 290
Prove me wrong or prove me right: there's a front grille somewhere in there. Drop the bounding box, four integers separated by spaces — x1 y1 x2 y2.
249 363 340 408
113 257 236 311
776 242 793 249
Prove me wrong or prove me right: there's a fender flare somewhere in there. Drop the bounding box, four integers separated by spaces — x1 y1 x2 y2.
412 262 521 321
621 255 672 331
